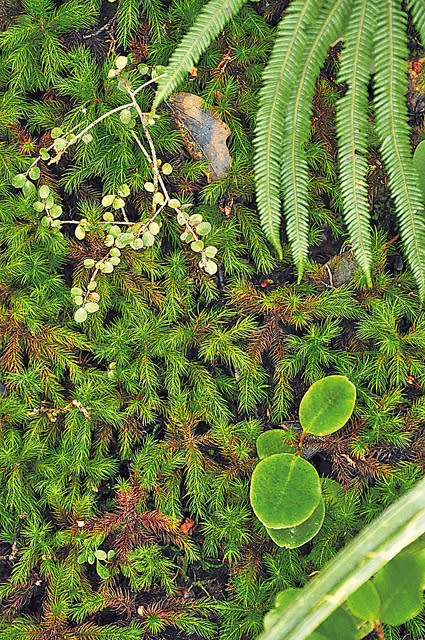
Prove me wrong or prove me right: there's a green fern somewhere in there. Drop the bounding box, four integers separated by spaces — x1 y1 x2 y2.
253 0 323 258
372 0 425 298
335 0 377 285
280 0 352 281
151 0 245 111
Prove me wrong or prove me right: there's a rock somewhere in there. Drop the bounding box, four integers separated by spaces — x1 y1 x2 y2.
165 92 232 180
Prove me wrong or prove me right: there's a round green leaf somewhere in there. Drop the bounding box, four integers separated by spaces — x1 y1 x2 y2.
82 133 93 143
347 580 381 621
84 259 95 268
102 262 114 274
109 225 120 238
103 211 114 222
50 204 62 218
250 453 321 528
87 281 97 291
12 174 26 188
162 163 172 174
168 198 180 209
51 127 62 139
40 148 50 161
74 307 88 323
53 138 67 151
70 287 83 296
149 221 160 235
29 166 40 180
197 221 211 235
110 248 121 257
205 260 217 275
131 238 144 249
75 225 86 240
205 245 217 258
142 231 155 247
102 194 115 207
116 232 133 248
120 109 132 124
45 195 54 208
110 256 120 266
38 184 50 200
266 498 325 548
191 240 204 252
256 430 296 459
95 549 107 560
41 216 50 228
115 55 128 70
23 180 36 197
33 201 45 212
118 183 130 197
374 550 425 625
144 182 155 192
113 197 125 209
299 375 356 436
96 560 110 579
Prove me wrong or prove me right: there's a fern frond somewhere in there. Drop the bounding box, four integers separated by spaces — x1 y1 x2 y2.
409 0 425 43
373 0 425 299
152 0 246 111
253 0 322 259
281 0 352 281
336 0 377 285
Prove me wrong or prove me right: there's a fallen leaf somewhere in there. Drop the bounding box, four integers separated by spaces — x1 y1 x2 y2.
180 517 195 535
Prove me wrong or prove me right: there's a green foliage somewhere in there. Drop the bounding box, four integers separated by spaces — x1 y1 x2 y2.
2 1 425 637
250 377 355 548
154 0 425 298
298 375 356 436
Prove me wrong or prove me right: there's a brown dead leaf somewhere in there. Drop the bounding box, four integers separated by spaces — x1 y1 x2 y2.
180 517 195 535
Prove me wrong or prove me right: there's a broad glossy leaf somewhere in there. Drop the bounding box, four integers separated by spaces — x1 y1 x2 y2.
299 375 356 435
256 430 296 459
318 606 358 640
266 498 325 548
250 453 321 528
373 550 425 625
346 580 381 621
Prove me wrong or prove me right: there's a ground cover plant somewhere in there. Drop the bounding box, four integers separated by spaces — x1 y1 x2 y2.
2 1 425 639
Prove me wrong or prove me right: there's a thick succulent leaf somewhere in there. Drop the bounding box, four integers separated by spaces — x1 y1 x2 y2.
253 0 322 258
250 453 321 528
336 0 377 285
372 0 425 300
256 430 296 459
346 580 381 621
152 0 245 111
298 375 356 436
267 498 325 548
373 550 425 625
281 0 353 281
